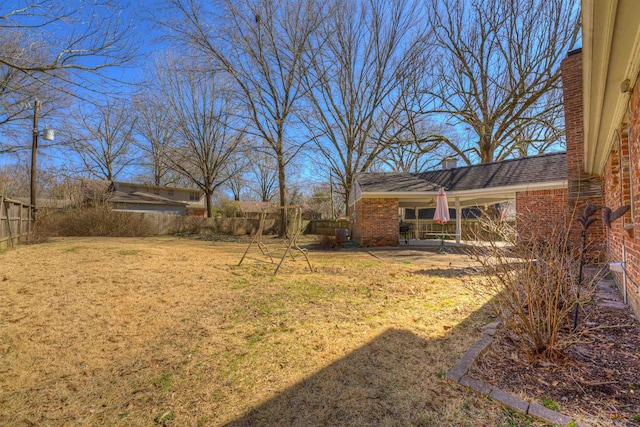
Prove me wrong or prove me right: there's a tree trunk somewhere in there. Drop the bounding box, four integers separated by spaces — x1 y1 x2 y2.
343 185 351 217
154 166 161 187
205 189 213 218
480 132 495 163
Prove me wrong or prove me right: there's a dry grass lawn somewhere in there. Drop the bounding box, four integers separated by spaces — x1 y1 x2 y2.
1 237 535 426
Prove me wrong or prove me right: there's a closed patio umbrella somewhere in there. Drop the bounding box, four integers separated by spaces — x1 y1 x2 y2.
434 187 450 254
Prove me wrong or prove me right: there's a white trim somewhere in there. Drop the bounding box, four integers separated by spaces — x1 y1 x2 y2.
351 180 567 204
583 0 640 174
582 0 617 174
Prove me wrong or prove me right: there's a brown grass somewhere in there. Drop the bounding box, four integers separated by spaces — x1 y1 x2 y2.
0 237 541 426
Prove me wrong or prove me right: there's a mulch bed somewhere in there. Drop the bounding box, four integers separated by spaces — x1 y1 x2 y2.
470 286 640 426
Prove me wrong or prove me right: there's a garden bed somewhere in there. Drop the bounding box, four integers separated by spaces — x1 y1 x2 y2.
470 277 640 426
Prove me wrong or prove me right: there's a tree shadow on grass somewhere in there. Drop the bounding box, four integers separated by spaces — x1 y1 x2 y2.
413 267 484 278
223 300 499 426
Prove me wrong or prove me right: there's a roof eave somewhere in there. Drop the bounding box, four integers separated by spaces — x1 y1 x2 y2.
583 0 640 174
357 180 567 200
109 199 189 206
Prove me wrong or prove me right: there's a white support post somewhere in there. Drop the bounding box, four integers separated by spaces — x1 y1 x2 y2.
455 198 461 244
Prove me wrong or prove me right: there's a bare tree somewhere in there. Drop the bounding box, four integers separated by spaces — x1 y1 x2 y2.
378 143 439 173
0 0 138 153
158 60 245 218
132 90 175 187
248 150 278 202
419 0 580 164
164 0 322 234
302 0 425 213
0 160 30 197
0 154 68 198
0 34 68 149
224 150 249 201
0 0 136 89
67 99 138 180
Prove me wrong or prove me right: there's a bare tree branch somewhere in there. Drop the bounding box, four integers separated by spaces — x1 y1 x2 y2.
419 0 580 164
0 0 140 153
163 0 322 234
153 57 245 218
65 99 138 180
301 0 426 213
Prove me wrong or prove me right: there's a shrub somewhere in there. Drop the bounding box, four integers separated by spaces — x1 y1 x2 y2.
218 200 242 218
176 216 214 235
468 214 599 360
315 234 340 249
32 205 155 237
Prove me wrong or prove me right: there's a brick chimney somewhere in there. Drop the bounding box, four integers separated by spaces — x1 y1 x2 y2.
561 48 605 257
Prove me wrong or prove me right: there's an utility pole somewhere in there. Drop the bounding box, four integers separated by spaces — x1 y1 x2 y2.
31 99 40 216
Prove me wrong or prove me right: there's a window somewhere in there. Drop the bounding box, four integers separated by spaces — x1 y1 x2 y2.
167 190 174 197
190 192 199 201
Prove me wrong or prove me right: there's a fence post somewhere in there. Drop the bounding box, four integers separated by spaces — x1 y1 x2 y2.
19 201 23 243
0 195 4 248
3 198 14 248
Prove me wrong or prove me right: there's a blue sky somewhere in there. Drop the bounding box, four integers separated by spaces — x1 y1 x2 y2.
1 0 579 199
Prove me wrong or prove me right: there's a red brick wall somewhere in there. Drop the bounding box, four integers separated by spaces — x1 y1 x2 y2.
601 73 640 315
350 198 399 247
602 135 633 267
561 50 606 260
566 49 640 315
515 189 569 240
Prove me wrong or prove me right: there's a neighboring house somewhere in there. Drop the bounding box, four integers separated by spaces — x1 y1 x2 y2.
300 205 322 221
566 0 640 316
238 201 278 219
83 180 206 217
236 201 320 221
348 153 568 247
15 198 75 211
113 182 207 217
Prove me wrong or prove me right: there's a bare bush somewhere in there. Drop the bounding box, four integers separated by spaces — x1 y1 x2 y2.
174 217 214 235
315 234 340 249
33 205 155 238
468 215 599 360
25 209 55 244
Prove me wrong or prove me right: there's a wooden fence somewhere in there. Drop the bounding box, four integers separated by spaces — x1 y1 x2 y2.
304 219 350 236
125 212 329 236
0 196 34 249
122 212 278 236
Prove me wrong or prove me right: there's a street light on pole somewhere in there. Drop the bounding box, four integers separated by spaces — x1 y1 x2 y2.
30 99 55 218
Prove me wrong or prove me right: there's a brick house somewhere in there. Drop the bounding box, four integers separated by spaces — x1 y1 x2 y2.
348 0 640 318
567 0 640 316
349 153 568 247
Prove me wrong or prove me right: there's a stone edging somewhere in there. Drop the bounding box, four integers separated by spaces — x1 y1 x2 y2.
446 321 591 427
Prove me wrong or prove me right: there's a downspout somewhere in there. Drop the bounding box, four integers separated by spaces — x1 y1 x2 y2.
616 128 629 304
627 123 638 298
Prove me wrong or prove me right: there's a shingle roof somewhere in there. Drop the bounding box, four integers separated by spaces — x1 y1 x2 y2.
108 191 189 206
356 152 566 193
238 201 278 213
82 179 189 206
